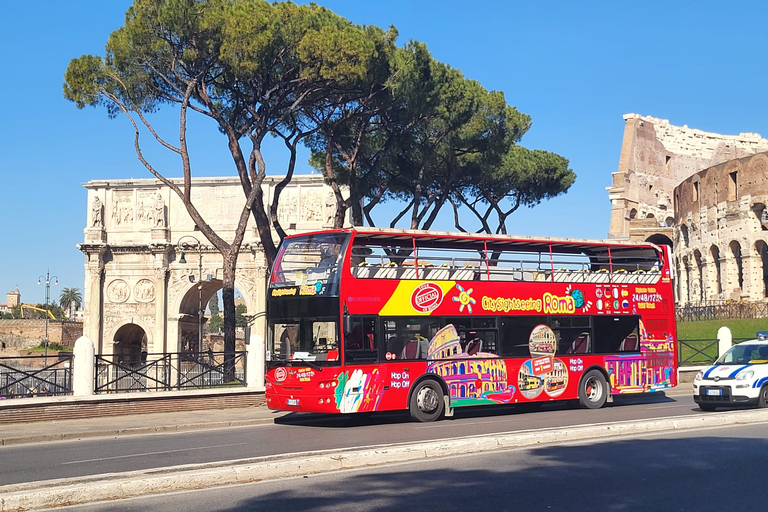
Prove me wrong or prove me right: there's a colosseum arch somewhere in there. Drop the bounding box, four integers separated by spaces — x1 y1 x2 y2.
755 240 768 299
79 175 344 389
710 245 723 300
728 241 744 297
693 249 705 302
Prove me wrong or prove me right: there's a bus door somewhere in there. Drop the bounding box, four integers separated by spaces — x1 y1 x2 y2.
340 316 385 411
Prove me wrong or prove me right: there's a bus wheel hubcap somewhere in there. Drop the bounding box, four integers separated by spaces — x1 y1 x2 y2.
586 378 600 401
418 387 438 413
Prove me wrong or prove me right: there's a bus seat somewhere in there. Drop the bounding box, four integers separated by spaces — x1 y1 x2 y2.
401 339 421 359
619 333 639 351
451 265 476 281
466 338 482 355
428 266 451 280
567 333 589 354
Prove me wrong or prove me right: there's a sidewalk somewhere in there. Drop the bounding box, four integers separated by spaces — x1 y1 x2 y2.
0 404 287 446
0 383 692 446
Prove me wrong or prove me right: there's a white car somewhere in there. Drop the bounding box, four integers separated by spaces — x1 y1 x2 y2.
693 333 768 411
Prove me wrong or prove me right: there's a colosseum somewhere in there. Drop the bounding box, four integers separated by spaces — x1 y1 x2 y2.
606 113 768 305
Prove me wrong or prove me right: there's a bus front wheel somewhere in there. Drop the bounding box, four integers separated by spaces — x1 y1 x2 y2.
409 380 445 422
578 370 608 409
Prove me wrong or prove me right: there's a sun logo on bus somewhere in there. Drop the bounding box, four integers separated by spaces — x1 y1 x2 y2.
452 284 476 313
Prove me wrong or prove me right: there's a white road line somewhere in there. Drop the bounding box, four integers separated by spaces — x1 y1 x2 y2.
62 442 249 465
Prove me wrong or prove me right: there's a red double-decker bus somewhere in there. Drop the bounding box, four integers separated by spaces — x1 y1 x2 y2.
265 228 676 422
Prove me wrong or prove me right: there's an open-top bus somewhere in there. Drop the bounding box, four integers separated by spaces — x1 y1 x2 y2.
265 228 676 422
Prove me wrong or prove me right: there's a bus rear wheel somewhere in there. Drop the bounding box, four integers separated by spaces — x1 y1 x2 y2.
578 370 608 409
409 379 445 422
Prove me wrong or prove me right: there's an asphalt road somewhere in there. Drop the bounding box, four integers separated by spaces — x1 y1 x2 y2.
56 420 768 512
0 392 704 486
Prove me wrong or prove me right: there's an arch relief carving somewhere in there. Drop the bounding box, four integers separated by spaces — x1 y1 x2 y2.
134 279 156 302
107 279 130 303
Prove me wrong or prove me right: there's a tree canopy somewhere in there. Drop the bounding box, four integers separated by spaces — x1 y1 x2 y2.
64 0 574 356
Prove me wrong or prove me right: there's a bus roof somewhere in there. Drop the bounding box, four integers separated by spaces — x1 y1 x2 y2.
288 227 663 255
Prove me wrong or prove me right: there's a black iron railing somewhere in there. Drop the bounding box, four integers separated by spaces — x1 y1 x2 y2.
676 301 768 322
0 354 73 398
94 351 246 393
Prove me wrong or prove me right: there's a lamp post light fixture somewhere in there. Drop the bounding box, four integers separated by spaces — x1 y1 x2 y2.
37 270 58 364
177 236 204 354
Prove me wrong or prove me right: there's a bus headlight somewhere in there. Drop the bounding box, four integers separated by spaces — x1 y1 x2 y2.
736 370 754 381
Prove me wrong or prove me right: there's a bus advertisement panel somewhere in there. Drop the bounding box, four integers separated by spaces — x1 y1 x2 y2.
265 228 676 422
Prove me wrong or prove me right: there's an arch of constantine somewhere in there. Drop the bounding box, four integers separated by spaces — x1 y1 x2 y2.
79 175 338 389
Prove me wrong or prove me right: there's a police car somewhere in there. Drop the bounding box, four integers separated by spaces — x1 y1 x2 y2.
693 331 768 411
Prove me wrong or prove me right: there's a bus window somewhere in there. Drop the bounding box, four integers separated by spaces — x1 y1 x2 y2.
275 323 299 360
500 317 547 357
593 316 640 353
345 317 378 364
267 319 340 365
380 317 440 361
550 316 593 355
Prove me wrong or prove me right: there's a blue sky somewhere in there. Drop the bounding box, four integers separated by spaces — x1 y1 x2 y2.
1 1 767 305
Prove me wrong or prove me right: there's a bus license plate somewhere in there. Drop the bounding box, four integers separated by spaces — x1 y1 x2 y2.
287 398 299 406
706 389 722 396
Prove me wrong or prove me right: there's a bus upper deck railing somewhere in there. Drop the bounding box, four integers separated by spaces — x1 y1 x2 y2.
350 260 662 285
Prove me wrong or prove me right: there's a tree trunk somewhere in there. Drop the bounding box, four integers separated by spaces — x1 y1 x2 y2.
221 251 238 382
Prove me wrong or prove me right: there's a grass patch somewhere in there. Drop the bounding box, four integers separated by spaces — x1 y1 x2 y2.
677 317 768 366
26 341 72 354
677 317 768 341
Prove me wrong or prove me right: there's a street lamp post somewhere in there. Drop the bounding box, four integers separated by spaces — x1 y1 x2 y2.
177 236 204 354
37 270 58 364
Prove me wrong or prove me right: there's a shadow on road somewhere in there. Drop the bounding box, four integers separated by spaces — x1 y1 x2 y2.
82 433 768 512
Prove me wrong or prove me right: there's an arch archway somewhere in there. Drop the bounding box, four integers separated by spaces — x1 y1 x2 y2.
693 249 704 302
646 233 673 248
112 323 147 365
729 240 744 294
710 245 722 298
755 240 768 299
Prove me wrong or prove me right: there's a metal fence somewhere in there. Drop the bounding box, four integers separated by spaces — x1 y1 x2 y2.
678 337 751 367
0 354 74 398
95 351 246 393
676 301 768 322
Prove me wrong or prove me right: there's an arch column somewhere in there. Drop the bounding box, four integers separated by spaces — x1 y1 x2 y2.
151 261 169 354
84 253 105 354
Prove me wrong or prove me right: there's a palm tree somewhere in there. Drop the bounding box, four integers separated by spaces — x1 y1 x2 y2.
59 287 82 320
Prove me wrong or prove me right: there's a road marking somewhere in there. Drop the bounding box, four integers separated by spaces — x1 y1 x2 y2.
62 442 249 465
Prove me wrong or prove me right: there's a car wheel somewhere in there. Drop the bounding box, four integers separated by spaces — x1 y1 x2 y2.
578 370 608 409
409 379 445 422
758 386 768 408
699 403 717 412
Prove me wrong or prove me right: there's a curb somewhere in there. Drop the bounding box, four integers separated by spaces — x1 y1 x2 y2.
0 417 279 447
2 409 768 511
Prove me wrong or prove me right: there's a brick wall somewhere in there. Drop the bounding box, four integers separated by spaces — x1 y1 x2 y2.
0 320 83 350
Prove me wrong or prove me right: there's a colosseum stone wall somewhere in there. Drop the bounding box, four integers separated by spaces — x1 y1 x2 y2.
674 152 768 304
607 113 768 246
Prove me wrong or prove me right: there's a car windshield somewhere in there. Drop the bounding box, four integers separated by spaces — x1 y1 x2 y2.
715 343 768 365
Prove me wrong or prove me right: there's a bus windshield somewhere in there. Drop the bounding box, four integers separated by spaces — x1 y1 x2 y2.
270 233 347 296
269 319 340 366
